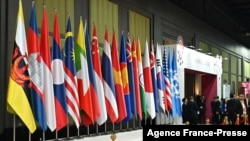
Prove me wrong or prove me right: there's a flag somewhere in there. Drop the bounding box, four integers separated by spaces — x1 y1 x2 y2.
120 33 132 122
150 42 160 114
111 31 127 123
131 38 142 120
64 16 80 128
52 11 68 131
155 44 166 113
91 25 107 125
40 6 56 131
7 0 36 133
85 22 100 125
162 47 172 114
27 3 47 131
171 48 182 117
143 40 155 119
136 37 147 118
126 35 137 119
101 28 118 123
75 18 94 126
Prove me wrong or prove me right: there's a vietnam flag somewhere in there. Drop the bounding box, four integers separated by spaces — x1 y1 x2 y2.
111 31 127 123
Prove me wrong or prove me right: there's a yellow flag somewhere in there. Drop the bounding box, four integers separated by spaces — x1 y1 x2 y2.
7 0 36 133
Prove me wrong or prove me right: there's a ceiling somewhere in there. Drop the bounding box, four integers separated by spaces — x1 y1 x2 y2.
170 0 250 47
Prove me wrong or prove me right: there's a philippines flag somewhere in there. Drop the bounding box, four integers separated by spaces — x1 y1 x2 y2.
85 22 100 124
27 3 47 131
63 16 80 128
101 28 118 123
52 11 68 131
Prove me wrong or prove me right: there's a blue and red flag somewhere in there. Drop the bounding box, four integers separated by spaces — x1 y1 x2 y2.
120 33 132 122
126 35 137 119
27 3 47 131
52 11 68 131
102 28 118 123
84 22 100 124
63 16 80 128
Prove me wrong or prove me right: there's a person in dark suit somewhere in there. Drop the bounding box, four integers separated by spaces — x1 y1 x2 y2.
186 96 199 125
211 96 221 124
196 95 206 124
226 93 242 125
182 97 189 124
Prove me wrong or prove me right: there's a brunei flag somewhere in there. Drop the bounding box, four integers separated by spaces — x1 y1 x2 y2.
7 0 36 133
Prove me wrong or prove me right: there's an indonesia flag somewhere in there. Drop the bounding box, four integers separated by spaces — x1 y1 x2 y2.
143 40 155 119
64 16 80 128
155 43 166 113
27 3 47 131
52 11 68 131
131 38 142 120
91 25 107 125
101 28 118 123
111 31 127 123
75 18 94 126
39 6 56 131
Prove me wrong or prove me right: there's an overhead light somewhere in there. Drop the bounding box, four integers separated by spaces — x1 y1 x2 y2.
224 57 228 60
207 52 212 55
196 48 202 51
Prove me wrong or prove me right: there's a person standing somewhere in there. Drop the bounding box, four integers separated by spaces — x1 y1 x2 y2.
186 96 199 125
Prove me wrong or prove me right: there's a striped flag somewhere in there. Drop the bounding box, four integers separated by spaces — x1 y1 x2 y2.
111 31 127 123
131 38 142 120
63 16 80 128
150 42 160 114
120 33 132 122
75 18 94 126
39 6 56 131
52 12 68 131
102 28 118 123
126 35 137 119
143 40 155 119
7 0 36 133
155 44 166 113
91 25 107 125
85 22 100 124
27 3 47 131
162 47 172 114
136 37 147 118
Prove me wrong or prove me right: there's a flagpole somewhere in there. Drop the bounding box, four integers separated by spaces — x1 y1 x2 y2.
13 115 16 141
29 132 31 141
55 130 58 140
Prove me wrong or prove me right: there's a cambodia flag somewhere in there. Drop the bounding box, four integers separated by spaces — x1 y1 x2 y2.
27 3 47 131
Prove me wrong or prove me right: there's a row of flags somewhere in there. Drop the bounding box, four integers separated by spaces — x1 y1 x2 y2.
6 0 182 134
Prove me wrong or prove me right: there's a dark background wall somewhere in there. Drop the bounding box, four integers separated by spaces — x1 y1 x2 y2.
1 0 250 135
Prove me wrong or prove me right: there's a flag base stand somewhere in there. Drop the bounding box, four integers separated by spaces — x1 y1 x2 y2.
110 133 116 141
